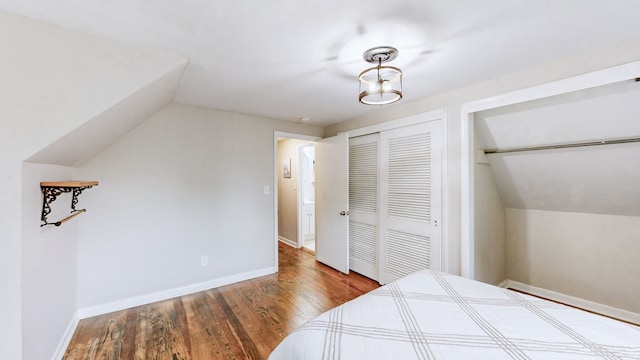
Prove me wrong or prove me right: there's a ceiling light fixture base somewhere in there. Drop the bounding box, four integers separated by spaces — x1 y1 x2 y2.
359 46 403 106
362 46 399 64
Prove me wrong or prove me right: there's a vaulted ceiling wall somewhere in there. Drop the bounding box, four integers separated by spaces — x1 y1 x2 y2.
26 64 187 166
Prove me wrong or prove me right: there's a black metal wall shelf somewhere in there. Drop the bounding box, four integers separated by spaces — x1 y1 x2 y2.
40 181 98 227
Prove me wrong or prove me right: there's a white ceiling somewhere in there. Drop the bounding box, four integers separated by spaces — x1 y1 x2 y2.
2 0 640 127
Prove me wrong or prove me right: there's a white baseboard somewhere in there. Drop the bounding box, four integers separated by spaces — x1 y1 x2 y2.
51 312 79 360
77 266 276 319
278 235 297 248
506 280 640 325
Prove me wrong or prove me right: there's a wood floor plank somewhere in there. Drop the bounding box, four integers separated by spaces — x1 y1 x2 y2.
217 283 284 355
183 291 233 359
63 243 379 360
120 308 139 359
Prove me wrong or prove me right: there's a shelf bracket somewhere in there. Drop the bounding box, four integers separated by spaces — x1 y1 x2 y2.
40 181 98 227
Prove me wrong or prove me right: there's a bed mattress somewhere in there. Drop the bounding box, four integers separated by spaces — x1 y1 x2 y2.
269 270 640 359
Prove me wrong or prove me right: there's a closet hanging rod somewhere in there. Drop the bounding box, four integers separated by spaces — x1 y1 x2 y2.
483 137 640 154
47 210 86 227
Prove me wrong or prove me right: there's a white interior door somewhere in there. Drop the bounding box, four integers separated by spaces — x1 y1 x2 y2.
379 121 442 284
348 134 379 280
315 133 349 274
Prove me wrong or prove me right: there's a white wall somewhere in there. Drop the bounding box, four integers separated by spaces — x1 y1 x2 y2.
75 104 323 308
473 149 506 285
325 36 640 277
21 163 78 360
506 208 640 314
0 10 187 360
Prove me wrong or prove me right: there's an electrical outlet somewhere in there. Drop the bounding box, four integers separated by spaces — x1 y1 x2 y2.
201 255 208 267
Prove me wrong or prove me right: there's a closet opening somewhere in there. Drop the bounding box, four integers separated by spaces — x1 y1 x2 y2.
460 60 640 323
314 109 449 283
461 60 640 281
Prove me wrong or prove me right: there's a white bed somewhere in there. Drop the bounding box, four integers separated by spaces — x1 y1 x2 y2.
269 270 640 359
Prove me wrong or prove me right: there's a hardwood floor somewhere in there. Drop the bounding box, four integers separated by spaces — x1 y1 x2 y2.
63 242 379 360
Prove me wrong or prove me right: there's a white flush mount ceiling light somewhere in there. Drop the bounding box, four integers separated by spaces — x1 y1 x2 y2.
359 46 403 105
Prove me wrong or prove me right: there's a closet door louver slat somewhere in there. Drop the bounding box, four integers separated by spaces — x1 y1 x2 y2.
349 222 377 266
348 136 379 280
387 133 431 222
349 142 378 213
379 121 441 285
386 229 431 279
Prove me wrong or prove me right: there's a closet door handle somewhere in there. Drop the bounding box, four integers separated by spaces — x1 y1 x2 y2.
339 210 350 216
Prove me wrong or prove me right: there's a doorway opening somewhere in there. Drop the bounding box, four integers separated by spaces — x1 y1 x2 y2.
299 144 316 252
273 132 320 269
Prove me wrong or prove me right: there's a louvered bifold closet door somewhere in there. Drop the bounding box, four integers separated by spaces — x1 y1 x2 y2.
348 133 380 280
379 122 441 284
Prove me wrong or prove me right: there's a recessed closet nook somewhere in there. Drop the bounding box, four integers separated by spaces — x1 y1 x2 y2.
466 66 640 324
315 110 444 285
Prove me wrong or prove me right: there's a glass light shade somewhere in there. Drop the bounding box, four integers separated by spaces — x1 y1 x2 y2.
358 65 402 105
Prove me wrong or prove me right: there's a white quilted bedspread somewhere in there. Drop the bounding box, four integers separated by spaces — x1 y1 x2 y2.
269 270 640 359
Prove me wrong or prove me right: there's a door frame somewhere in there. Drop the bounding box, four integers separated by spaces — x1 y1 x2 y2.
273 131 321 272
460 60 640 279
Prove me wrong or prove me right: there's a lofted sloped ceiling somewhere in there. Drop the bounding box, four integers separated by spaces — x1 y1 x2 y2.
1 10 188 166
1 1 640 126
475 80 640 216
27 64 187 166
